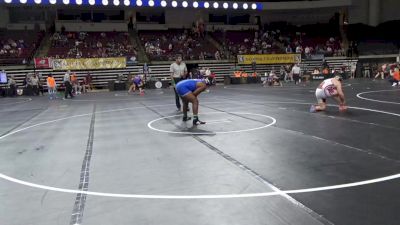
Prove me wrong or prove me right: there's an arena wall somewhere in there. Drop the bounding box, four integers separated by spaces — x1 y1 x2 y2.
0 6 10 28
55 21 128 32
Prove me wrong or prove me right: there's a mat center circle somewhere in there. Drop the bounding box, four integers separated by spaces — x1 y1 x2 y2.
147 112 277 135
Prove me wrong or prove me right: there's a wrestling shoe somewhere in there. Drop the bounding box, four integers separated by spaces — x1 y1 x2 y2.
193 118 206 125
309 105 316 113
182 116 192 122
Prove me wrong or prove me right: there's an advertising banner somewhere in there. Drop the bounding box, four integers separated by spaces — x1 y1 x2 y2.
34 58 52 69
237 54 301 65
52 57 126 70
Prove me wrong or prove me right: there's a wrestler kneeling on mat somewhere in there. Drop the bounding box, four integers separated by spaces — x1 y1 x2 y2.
128 75 144 95
175 78 211 125
310 75 347 112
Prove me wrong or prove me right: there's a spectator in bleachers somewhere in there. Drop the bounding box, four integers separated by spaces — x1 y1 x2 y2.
49 31 137 60
286 45 293 53
215 50 221 60
199 52 205 60
313 67 321 75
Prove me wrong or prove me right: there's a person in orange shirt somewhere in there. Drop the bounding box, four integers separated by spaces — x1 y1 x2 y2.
46 74 57 100
234 71 241 77
70 73 82 94
389 68 400 87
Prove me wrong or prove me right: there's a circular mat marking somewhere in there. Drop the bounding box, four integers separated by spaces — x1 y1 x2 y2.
356 89 400 105
0 97 32 106
147 112 276 135
0 102 399 199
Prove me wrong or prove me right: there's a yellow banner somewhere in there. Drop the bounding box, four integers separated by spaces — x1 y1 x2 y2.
237 54 301 65
52 57 126 70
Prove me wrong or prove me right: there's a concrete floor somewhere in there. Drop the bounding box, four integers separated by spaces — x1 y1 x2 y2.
0 79 399 225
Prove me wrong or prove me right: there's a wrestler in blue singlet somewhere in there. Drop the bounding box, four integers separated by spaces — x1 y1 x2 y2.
175 79 203 97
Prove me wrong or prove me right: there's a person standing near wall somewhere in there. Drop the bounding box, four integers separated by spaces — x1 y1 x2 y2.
170 55 188 112
86 72 94 91
31 73 40 96
350 62 357 79
252 60 257 74
7 75 17 97
143 63 151 83
363 63 371 78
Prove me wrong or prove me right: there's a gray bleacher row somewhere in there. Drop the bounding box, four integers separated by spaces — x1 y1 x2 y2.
3 58 358 88
200 58 358 80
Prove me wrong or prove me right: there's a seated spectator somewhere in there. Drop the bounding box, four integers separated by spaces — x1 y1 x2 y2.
286 45 293 53
215 50 221 60
312 68 321 75
263 70 282 87
205 67 211 77
199 52 205 60
80 77 90 93
296 45 302 53
70 72 81 95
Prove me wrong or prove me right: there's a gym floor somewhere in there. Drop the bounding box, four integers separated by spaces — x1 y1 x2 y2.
0 79 399 225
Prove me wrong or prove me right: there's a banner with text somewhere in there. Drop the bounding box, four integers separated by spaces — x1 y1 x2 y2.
237 54 301 65
34 57 52 69
52 57 126 70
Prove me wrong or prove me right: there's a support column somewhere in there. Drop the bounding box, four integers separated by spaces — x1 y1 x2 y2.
368 0 380 26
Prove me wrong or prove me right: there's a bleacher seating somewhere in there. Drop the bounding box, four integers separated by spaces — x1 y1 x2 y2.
2 58 357 92
357 41 398 55
47 31 137 59
212 30 284 55
139 29 219 61
0 30 44 65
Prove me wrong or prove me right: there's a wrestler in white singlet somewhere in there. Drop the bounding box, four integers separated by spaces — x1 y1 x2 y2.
315 78 339 103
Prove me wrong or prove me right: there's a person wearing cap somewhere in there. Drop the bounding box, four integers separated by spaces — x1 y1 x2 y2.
175 78 211 125
310 76 347 112
170 55 188 111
